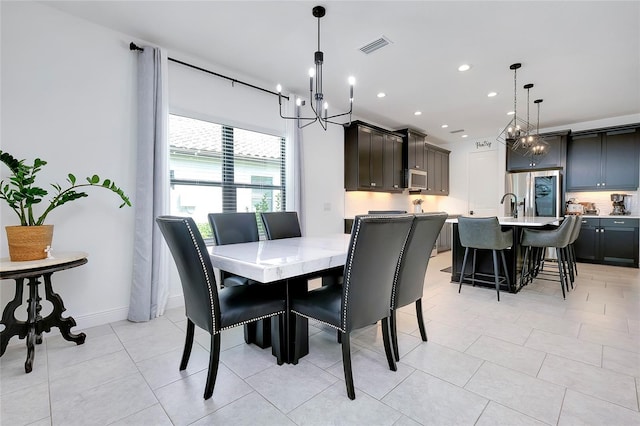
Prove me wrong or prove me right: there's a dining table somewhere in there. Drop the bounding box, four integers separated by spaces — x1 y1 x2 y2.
208 233 351 363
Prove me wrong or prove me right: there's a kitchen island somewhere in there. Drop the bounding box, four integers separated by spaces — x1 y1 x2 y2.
446 216 562 293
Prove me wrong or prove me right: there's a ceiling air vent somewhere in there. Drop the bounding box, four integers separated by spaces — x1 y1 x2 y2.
450 129 465 134
359 36 392 55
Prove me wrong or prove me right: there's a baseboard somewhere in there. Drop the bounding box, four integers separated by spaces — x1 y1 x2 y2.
74 294 185 330
4 294 186 349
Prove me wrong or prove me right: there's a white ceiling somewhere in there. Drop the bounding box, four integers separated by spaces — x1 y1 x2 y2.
44 1 640 144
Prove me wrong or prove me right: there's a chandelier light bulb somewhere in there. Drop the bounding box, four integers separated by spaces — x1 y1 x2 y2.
296 98 302 107
276 84 282 93
348 76 356 86
308 68 315 78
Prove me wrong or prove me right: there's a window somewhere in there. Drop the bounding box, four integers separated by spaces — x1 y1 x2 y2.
169 114 286 239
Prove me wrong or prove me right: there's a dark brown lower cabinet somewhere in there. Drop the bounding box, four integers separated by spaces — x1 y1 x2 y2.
574 217 639 268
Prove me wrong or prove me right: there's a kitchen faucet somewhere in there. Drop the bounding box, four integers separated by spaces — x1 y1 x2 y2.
500 193 518 218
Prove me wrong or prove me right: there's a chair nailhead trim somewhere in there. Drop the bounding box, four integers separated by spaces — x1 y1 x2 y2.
217 310 285 334
291 310 344 333
342 219 361 330
390 227 411 309
184 219 217 332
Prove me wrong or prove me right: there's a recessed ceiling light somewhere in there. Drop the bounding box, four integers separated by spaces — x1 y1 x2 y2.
458 64 471 72
377 92 386 98
461 134 468 138
441 124 449 128
414 111 422 116
487 92 498 97
507 111 515 116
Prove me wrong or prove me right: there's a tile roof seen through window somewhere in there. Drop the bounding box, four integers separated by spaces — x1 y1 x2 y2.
169 114 281 159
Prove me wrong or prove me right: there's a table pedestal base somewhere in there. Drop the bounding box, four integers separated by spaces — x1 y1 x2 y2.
1 257 87 373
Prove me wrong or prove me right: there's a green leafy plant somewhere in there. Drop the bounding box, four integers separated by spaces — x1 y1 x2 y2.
0 150 131 226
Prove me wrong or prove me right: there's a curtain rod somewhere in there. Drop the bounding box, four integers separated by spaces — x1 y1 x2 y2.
129 42 288 101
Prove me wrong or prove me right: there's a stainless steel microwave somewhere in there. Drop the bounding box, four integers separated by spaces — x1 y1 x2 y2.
407 169 427 191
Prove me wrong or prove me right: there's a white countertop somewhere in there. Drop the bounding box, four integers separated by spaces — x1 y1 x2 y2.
581 214 640 219
209 234 351 283
445 216 562 227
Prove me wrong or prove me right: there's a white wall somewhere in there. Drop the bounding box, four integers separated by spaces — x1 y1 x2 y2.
299 123 345 236
1 2 137 326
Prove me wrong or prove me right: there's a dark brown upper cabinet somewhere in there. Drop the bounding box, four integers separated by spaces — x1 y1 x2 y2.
567 126 639 191
344 121 404 192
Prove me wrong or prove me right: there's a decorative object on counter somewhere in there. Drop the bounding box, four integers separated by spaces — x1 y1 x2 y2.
276 5 355 130
565 198 584 215
497 63 532 148
412 198 424 213
611 193 631 215
0 150 131 261
579 202 599 215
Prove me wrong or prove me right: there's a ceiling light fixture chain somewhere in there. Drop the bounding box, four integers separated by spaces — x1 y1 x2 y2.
522 83 534 148
277 5 355 130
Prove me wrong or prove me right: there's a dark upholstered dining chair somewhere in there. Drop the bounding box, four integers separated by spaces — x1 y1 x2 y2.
260 211 302 240
290 214 414 399
390 212 447 361
208 212 259 288
208 212 276 348
156 216 285 400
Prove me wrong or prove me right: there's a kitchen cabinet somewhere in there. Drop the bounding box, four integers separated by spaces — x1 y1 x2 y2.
400 128 426 171
437 221 452 252
383 133 404 190
566 126 639 191
426 145 450 195
506 130 568 171
344 121 403 192
574 217 639 267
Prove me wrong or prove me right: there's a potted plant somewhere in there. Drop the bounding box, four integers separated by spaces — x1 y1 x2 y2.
0 150 131 261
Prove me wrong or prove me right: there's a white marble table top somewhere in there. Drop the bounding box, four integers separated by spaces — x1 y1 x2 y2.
208 234 351 283
446 216 562 227
0 251 88 273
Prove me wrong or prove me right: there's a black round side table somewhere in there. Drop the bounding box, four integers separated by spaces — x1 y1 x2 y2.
0 252 88 373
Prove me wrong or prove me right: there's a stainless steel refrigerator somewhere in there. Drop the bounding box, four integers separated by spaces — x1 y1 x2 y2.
505 169 563 218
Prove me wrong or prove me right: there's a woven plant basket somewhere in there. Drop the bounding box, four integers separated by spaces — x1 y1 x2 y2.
5 225 54 261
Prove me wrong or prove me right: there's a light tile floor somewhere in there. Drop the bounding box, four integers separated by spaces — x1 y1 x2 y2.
1 253 639 425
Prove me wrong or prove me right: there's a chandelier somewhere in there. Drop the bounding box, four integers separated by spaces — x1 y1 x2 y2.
497 63 532 147
277 5 355 130
528 99 549 158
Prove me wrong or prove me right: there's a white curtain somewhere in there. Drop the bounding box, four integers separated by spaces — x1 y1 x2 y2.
284 93 304 233
128 46 170 322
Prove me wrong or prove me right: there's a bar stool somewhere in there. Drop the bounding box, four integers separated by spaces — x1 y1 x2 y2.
567 216 583 281
520 215 576 299
457 217 513 301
